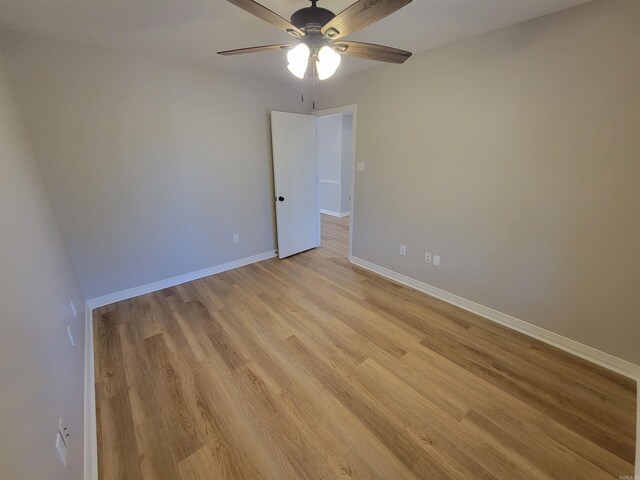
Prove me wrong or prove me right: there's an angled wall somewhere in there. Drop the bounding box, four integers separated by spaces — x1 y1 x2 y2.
0 49 85 480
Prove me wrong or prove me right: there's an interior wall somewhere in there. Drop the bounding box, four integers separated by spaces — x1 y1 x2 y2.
0 50 85 480
0 31 306 300
317 114 344 214
317 0 640 365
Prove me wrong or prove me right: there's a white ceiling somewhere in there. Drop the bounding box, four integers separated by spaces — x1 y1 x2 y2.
0 0 592 83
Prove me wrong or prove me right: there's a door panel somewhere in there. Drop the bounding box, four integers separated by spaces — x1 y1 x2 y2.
270 111 319 259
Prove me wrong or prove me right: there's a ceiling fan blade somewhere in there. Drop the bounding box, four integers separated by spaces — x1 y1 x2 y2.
226 0 304 38
334 41 412 64
218 44 293 56
321 0 412 40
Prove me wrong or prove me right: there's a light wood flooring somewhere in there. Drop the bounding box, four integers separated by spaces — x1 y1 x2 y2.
94 214 637 479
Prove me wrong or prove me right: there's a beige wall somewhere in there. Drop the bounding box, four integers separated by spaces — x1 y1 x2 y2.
318 0 640 365
0 50 85 479
0 32 305 299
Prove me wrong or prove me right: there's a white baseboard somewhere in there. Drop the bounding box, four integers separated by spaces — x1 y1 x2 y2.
637 399 640 478
86 250 276 309
350 256 640 381
637 398 640 479
321 209 351 218
319 179 341 185
84 304 97 480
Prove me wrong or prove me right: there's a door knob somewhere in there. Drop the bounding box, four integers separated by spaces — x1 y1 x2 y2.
278 196 285 202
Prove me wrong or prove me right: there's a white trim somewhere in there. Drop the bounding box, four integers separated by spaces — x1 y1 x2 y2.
84 304 97 480
636 398 639 478
321 209 350 218
86 250 276 309
350 256 640 381
319 179 341 185
314 105 357 262
314 105 358 117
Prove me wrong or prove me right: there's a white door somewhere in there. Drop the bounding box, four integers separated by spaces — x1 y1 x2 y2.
270 111 319 259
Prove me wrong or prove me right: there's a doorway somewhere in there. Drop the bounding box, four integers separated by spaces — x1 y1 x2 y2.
316 113 352 218
270 105 357 261
315 105 356 260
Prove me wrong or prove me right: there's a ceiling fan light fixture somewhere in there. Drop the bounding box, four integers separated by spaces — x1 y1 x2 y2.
287 43 311 79
219 0 413 81
316 45 341 80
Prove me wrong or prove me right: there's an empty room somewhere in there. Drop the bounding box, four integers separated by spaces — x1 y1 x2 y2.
1 0 639 479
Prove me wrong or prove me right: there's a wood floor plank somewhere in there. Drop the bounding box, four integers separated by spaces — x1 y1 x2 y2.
351 357 540 480
143 333 204 462
98 391 143 480
94 311 128 402
419 328 636 462
279 334 454 478
178 446 226 480
95 214 637 479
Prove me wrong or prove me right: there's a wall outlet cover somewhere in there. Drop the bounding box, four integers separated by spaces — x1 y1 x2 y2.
356 162 365 172
400 245 407 256
425 252 432 264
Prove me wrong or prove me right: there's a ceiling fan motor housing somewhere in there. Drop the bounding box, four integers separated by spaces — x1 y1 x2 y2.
290 5 335 32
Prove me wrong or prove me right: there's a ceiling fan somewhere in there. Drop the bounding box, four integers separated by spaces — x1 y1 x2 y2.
218 0 413 80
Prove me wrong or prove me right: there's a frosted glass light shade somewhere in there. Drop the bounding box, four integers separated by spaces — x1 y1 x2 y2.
316 46 341 80
287 43 310 79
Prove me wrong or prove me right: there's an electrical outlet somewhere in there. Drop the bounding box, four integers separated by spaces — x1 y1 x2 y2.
424 252 432 264
399 245 407 256
433 255 441 267
233 234 239 244
69 300 77 319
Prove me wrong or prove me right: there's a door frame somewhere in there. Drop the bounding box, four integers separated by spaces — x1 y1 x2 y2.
313 104 357 262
